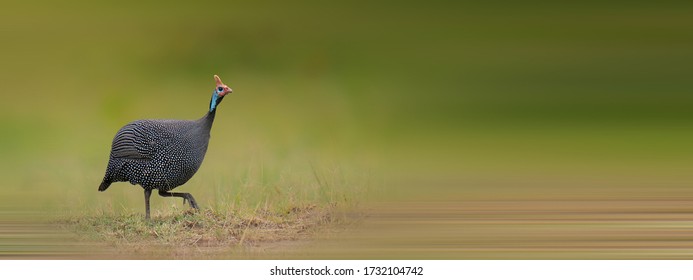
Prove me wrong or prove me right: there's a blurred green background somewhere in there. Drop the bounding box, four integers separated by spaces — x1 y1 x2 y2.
2 0 693 258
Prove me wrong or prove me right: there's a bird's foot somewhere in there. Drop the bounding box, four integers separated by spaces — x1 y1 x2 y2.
183 195 199 210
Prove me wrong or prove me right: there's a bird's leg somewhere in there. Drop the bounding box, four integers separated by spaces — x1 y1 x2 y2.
144 189 152 220
158 190 199 210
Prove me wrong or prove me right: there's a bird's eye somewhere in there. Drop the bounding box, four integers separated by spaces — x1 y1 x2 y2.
217 87 224 92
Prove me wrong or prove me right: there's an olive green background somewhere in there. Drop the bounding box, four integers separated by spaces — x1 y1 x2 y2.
2 1 693 258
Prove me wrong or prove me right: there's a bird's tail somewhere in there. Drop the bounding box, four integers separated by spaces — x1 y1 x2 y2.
98 179 111 192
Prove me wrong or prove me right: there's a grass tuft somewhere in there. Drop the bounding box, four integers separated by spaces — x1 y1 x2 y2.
60 204 337 250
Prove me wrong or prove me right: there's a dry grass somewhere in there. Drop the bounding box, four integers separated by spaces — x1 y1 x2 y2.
58 204 342 257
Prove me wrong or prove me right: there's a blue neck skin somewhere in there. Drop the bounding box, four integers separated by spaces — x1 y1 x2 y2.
209 90 220 112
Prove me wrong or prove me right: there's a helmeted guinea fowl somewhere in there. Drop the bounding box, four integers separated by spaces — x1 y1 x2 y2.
98 75 233 219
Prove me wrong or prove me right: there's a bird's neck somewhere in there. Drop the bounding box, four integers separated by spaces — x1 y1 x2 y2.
202 109 216 130
209 91 223 112
203 91 222 129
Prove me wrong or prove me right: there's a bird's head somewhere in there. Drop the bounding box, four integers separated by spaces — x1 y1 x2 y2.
210 74 232 112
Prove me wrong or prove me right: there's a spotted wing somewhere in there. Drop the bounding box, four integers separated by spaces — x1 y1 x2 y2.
109 120 173 160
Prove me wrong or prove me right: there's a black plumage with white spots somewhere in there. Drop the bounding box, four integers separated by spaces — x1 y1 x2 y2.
98 75 233 219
